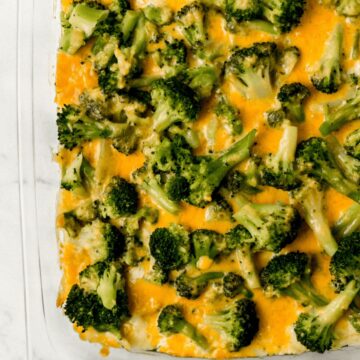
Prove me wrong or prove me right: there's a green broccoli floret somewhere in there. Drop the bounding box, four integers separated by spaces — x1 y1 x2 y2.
204 193 233 222
311 23 344 94
225 0 262 22
57 105 138 154
269 83 310 124
345 129 360 160
223 272 253 299
259 121 300 190
296 137 360 203
158 304 208 349
320 91 360 135
149 224 190 271
75 219 125 263
151 77 201 132
277 45 301 77
175 271 223 299
186 130 257 207
225 225 260 289
63 200 98 237
132 164 181 214
221 170 261 196
191 229 227 265
175 2 207 49
331 0 360 17
258 0 306 34
330 232 360 292
98 176 138 219
294 280 360 353
61 152 95 195
205 299 259 351
144 5 173 25
157 40 188 74
165 175 190 202
64 260 129 336
225 42 277 99
349 305 360 333
215 95 243 136
333 203 360 239
290 178 338 256
326 136 360 185
181 66 219 99
232 196 301 254
260 252 328 306
146 263 169 285
60 3 110 54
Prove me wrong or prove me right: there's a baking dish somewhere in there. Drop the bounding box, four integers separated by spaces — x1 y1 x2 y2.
17 0 360 359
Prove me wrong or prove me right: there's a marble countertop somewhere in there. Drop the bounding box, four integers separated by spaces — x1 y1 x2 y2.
0 2 27 359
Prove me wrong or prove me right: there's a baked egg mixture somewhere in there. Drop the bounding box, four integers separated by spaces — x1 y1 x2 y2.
56 0 360 358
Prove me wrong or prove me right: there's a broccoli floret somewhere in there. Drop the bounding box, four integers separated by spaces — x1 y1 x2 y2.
221 170 261 196
158 304 208 349
333 204 360 239
330 232 360 292
64 260 129 336
294 280 360 353
333 0 360 17
320 91 360 135
146 263 169 285
223 272 253 299
225 225 260 289
181 66 219 99
75 220 125 263
259 121 300 190
60 3 109 54
57 105 138 154
311 24 343 94
259 0 306 34
225 42 277 99
165 175 190 202
61 152 95 195
290 178 338 256
191 229 226 266
345 129 360 160
271 83 311 124
225 0 262 22
215 96 243 136
186 130 257 207
260 252 328 306
296 137 360 203
277 46 301 77
98 177 138 219
108 0 129 19
205 193 233 222
175 2 207 49
175 271 223 299
205 299 259 351
157 40 187 74
349 305 360 333
151 77 201 132
144 5 173 25
63 200 98 237
233 196 301 254
149 224 190 271
326 136 360 185
132 164 181 214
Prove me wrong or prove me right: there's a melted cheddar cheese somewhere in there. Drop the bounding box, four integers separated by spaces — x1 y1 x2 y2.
56 0 360 357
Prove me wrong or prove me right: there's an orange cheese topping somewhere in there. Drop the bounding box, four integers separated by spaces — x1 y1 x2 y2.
56 0 360 357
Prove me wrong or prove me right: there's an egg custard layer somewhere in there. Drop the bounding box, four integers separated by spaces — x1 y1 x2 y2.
56 0 360 358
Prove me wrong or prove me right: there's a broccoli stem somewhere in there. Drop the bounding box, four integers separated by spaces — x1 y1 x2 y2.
351 29 360 60
179 320 208 349
271 122 298 171
318 280 360 329
204 129 256 190
245 20 279 35
333 203 360 239
283 277 328 307
297 185 338 256
236 247 261 289
153 102 177 132
141 178 180 214
326 135 360 185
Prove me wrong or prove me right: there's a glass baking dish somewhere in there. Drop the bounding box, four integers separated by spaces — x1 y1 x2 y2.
17 0 360 359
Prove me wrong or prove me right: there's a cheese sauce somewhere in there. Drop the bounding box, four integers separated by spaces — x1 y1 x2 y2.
56 0 360 357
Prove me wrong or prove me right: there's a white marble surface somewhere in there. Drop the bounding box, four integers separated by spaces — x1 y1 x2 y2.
0 1 27 359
